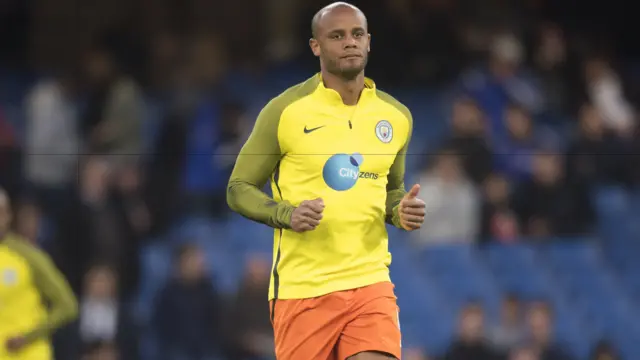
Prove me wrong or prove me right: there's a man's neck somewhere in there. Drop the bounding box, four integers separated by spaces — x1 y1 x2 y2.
321 70 365 106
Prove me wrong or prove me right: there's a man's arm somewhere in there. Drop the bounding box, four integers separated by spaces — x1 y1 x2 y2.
227 100 295 229
386 114 413 229
13 241 78 343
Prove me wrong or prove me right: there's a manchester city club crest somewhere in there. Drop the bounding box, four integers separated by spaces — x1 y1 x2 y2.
2 268 17 285
375 120 393 143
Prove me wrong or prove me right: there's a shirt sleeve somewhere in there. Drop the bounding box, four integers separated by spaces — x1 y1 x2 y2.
13 241 78 342
386 112 413 229
227 99 295 229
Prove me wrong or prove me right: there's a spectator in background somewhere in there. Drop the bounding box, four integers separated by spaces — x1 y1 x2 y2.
494 103 559 183
54 157 113 294
81 342 119 360
0 105 21 198
183 97 247 218
110 161 150 299
532 23 573 116
383 0 463 85
461 32 544 142
444 302 497 360
403 348 430 360
488 294 528 356
589 340 619 360
144 59 199 235
525 302 573 360
416 148 480 245
153 243 223 360
480 173 519 243
442 97 493 185
14 198 43 245
227 255 275 359
147 31 183 93
78 265 137 360
509 346 541 360
210 100 250 215
55 156 144 299
625 124 640 186
583 56 635 138
81 43 144 164
513 151 594 237
23 71 79 216
565 104 626 186
264 0 300 63
182 34 247 218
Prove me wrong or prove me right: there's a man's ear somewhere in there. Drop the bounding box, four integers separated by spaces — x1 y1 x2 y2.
367 33 372 52
309 38 321 57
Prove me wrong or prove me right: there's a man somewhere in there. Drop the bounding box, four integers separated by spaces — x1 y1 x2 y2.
0 189 78 359
227 2 425 360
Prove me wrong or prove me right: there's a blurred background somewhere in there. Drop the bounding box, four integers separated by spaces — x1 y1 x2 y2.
0 0 639 359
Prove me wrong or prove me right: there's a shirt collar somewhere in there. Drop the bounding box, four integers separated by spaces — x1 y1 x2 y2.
313 73 377 107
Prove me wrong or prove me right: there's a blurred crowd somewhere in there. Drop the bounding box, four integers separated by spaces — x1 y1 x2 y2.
407 296 616 360
0 0 638 359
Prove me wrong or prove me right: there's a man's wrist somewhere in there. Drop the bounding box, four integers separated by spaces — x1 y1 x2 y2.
276 202 295 229
391 203 404 229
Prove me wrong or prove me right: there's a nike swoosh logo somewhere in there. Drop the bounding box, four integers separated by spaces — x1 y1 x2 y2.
304 125 326 134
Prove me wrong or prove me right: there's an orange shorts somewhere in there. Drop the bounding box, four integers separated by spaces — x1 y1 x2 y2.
269 281 401 360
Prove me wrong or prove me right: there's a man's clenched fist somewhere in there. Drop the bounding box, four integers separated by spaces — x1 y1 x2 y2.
290 198 325 232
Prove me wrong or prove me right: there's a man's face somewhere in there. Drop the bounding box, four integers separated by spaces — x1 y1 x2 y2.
84 51 113 85
179 248 206 281
502 298 520 321
527 304 552 343
452 100 483 134
85 267 116 299
580 105 603 136
460 306 484 340
505 107 531 140
310 8 370 80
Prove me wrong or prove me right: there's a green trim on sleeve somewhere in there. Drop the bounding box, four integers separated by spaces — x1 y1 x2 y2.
6 237 78 343
227 76 319 228
376 90 414 229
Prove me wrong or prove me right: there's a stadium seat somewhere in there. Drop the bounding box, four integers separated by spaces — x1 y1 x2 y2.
554 317 591 359
594 186 630 218
168 216 229 246
417 243 478 274
200 241 244 295
227 213 275 254
137 243 173 322
494 271 553 300
545 242 601 266
482 243 539 270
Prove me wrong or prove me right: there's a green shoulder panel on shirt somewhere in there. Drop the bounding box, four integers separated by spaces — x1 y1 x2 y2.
5 236 78 341
375 89 414 229
254 75 321 154
375 89 414 141
227 75 319 229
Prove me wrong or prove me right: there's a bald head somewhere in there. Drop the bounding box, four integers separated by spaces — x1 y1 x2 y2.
309 1 370 80
311 2 367 38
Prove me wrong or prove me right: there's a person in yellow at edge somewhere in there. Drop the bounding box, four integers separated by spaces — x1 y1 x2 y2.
227 2 426 360
0 188 78 360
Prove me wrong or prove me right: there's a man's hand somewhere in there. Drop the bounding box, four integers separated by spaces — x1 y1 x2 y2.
290 198 324 232
5 336 26 353
399 184 426 231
